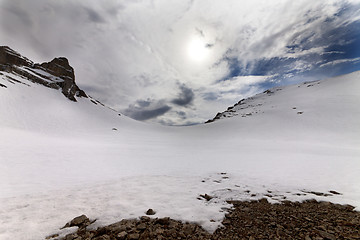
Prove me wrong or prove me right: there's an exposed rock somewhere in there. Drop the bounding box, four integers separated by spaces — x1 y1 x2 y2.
211 199 360 240
302 190 332 197
204 96 252 123
317 230 336 240
263 89 274 94
56 200 360 240
183 224 195 235
35 57 87 101
156 217 170 225
117 231 127 239
128 233 140 240
45 233 59 239
145 208 156 215
199 194 213 201
305 235 312 240
0 46 33 69
136 223 146 231
0 46 87 101
63 233 79 240
140 216 150 222
71 215 90 227
95 235 110 240
63 215 91 229
37 57 74 81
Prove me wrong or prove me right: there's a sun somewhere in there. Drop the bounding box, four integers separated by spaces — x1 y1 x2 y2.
187 37 210 62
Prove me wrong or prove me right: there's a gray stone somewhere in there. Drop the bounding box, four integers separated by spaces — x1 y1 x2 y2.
128 233 140 240
317 230 336 240
146 209 156 215
117 231 127 239
70 215 90 227
156 217 170 225
137 223 147 231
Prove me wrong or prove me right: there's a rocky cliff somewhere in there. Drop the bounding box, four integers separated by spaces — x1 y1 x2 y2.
0 46 87 101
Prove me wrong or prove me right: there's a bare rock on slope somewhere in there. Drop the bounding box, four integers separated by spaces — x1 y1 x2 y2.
35 57 87 101
53 199 360 240
0 46 33 68
0 46 87 101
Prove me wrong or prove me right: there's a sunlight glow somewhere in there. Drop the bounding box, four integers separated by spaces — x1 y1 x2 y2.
187 38 210 62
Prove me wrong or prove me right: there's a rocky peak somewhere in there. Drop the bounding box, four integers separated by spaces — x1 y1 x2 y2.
37 57 75 81
34 57 87 101
0 46 87 101
0 46 33 69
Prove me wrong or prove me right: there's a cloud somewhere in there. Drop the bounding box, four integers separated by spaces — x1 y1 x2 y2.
3 2 33 27
208 75 271 99
202 92 219 101
123 99 171 121
84 7 106 23
319 57 360 68
176 111 187 119
172 83 195 107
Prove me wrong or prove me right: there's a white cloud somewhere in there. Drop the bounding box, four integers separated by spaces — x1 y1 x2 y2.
207 76 271 96
320 57 360 68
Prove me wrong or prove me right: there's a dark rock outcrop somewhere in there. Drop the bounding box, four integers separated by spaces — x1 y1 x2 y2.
0 46 33 69
0 46 87 101
145 209 156 215
58 215 212 240
38 57 74 81
205 99 245 123
62 215 92 229
34 57 87 101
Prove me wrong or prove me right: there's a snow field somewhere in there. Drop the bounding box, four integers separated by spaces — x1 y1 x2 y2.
0 71 359 239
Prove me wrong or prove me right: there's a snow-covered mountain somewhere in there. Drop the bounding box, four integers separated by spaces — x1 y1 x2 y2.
1 47 359 240
206 75 359 127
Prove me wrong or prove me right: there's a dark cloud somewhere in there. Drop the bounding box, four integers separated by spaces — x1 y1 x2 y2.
124 99 171 121
171 83 194 106
177 111 186 116
129 105 171 121
176 111 187 120
136 99 152 108
84 7 106 23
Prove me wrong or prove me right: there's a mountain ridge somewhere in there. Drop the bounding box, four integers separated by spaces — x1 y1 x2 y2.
0 46 86 101
205 72 359 125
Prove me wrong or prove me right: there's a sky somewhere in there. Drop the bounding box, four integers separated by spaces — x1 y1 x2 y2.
1 0 360 125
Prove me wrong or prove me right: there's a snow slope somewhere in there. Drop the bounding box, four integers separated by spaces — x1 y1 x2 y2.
0 70 360 239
